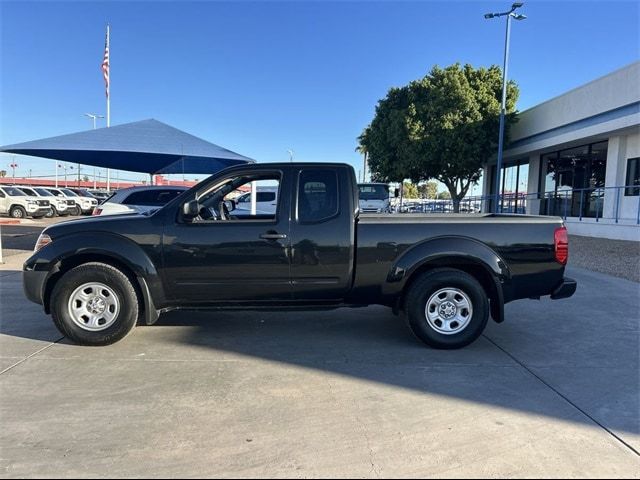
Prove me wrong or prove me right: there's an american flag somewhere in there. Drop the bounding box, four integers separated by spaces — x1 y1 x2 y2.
101 25 110 98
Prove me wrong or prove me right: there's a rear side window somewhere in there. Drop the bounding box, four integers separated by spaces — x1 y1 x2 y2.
297 169 339 223
122 189 183 206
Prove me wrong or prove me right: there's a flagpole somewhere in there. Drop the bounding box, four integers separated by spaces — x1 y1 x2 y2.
106 24 111 192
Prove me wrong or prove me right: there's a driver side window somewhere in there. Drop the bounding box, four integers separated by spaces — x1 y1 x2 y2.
195 173 282 222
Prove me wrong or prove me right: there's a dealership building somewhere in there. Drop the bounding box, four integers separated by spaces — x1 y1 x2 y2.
482 61 640 240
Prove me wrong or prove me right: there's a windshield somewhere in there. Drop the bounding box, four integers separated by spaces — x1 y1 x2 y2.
61 188 79 197
34 188 54 197
358 184 389 201
2 186 27 196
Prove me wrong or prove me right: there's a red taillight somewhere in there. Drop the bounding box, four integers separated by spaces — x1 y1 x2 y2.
554 226 568 265
92 208 102 216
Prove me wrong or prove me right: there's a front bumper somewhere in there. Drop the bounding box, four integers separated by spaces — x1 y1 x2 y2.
27 207 52 217
550 277 577 300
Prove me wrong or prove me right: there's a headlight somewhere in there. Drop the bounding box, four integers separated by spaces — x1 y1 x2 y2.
34 233 52 252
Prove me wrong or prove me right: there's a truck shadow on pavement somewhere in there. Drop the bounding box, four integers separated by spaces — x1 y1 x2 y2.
2 267 639 441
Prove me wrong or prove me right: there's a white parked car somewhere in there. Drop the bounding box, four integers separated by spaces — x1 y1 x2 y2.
234 186 279 216
43 188 83 215
93 186 187 216
16 186 69 217
48 187 97 215
0 185 51 219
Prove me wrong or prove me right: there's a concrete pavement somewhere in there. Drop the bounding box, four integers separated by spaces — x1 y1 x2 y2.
0 258 638 477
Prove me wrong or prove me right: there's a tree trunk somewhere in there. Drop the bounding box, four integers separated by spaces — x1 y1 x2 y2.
446 185 463 213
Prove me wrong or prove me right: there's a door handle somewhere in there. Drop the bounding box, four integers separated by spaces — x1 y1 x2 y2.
260 232 287 240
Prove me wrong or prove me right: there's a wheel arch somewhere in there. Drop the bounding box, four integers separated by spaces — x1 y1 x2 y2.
9 204 26 214
39 235 162 325
387 236 508 323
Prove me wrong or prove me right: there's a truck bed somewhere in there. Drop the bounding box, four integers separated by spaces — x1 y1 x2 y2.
353 213 565 305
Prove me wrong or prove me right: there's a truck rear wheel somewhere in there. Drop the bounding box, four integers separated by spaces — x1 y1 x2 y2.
50 262 140 345
404 268 489 349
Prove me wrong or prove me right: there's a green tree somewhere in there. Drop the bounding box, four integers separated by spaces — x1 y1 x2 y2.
403 181 419 199
359 63 519 212
437 190 452 200
355 137 369 182
418 181 438 199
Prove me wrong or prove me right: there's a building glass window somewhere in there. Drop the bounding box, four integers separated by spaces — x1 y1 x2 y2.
625 158 640 196
540 141 608 218
490 159 529 213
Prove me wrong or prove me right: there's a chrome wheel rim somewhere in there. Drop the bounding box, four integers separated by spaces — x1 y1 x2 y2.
425 288 473 335
11 209 23 218
67 282 120 331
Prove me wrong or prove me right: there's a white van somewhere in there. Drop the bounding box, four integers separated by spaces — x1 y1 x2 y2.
358 183 392 213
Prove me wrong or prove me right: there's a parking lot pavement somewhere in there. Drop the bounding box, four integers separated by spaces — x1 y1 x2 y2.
0 216 71 259
0 263 638 478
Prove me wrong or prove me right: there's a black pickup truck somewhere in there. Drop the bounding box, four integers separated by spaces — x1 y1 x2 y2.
23 163 576 349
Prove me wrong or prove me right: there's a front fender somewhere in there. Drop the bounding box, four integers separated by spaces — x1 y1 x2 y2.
24 232 166 315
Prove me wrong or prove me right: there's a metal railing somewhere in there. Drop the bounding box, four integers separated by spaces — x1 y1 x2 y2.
393 185 640 224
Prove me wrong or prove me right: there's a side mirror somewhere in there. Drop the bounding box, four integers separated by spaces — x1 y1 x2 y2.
224 200 236 212
182 199 200 218
394 188 400 198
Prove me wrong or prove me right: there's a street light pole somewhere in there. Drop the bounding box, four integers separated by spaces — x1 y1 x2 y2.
485 2 526 213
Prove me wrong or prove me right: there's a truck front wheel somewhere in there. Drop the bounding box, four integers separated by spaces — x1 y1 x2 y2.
9 206 26 218
50 262 140 345
404 268 489 349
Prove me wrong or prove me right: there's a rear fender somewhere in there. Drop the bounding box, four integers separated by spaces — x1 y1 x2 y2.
384 236 510 322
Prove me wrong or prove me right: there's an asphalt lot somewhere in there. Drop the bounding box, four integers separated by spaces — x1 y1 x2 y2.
0 218 639 477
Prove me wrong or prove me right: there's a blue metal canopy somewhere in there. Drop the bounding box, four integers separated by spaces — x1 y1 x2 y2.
0 119 255 174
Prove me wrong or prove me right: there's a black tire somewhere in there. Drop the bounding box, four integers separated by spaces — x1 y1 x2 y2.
45 207 55 218
50 262 140 346
70 206 81 216
404 268 489 349
9 205 26 219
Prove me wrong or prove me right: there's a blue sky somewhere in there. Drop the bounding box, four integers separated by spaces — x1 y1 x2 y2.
1 0 639 183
